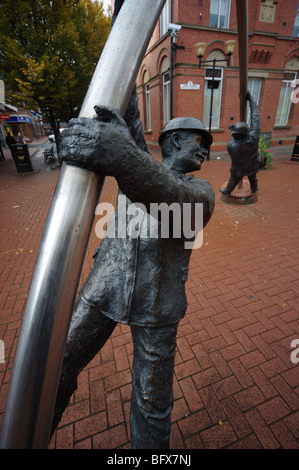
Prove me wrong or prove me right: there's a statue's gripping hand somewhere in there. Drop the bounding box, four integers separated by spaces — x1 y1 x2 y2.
60 106 133 175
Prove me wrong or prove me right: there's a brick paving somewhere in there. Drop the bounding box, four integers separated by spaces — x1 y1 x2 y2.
0 141 298 450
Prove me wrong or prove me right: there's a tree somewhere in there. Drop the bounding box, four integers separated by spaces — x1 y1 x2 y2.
0 0 111 157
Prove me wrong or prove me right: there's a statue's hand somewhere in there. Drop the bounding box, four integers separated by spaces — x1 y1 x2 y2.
94 105 128 128
60 106 133 175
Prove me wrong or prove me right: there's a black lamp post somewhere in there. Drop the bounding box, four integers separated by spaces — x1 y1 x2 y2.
195 40 236 160
170 25 185 120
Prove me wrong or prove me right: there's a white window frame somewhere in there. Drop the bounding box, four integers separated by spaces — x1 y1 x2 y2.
275 72 297 126
209 0 231 29
160 0 169 37
203 66 223 129
247 78 262 125
163 71 171 126
145 83 151 131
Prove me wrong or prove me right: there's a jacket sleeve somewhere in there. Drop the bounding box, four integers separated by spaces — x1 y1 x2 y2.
111 141 215 229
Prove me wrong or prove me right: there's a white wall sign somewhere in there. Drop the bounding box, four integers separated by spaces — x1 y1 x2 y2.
180 80 200 90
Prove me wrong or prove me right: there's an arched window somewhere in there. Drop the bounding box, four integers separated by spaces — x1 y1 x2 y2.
160 0 169 37
143 71 151 131
247 79 261 125
209 0 231 29
293 2 299 37
161 57 170 126
203 50 225 129
275 57 299 126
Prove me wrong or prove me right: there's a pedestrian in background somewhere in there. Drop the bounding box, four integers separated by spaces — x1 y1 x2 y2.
5 132 16 157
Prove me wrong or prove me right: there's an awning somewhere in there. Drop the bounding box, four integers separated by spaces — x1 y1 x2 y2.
0 102 18 113
5 115 33 124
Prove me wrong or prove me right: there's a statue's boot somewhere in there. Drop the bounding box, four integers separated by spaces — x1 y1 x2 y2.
248 173 259 193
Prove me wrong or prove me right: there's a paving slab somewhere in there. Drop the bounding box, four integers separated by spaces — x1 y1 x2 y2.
0 143 298 450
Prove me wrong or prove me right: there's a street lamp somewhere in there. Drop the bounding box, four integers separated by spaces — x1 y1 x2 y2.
195 40 236 159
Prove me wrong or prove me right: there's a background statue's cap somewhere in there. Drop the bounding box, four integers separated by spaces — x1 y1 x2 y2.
158 117 213 149
229 122 249 134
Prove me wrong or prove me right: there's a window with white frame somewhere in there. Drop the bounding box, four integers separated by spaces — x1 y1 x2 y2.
247 78 261 125
209 0 231 29
160 0 169 37
275 72 297 126
145 83 151 131
163 71 171 126
293 2 299 37
203 67 223 129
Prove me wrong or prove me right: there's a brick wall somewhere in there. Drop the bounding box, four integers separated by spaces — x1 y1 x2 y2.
137 0 299 151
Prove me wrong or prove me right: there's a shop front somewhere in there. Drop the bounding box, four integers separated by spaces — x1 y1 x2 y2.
4 114 35 141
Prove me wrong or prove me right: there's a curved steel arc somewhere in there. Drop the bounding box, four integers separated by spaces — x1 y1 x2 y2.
0 0 166 449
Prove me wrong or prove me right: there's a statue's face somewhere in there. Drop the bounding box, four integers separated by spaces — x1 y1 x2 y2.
177 131 209 173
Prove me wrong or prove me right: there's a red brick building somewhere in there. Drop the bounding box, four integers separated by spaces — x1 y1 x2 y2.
136 0 299 151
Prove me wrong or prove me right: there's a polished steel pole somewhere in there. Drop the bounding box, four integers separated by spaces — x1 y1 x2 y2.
235 0 248 190
0 0 166 449
236 0 248 121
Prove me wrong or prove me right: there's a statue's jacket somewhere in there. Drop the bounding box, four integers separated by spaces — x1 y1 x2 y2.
79 174 214 327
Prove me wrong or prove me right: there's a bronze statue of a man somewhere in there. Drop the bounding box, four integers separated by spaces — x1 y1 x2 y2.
220 91 260 195
50 106 214 448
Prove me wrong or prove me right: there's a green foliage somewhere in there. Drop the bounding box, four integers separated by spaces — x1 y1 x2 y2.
0 0 111 147
258 138 273 168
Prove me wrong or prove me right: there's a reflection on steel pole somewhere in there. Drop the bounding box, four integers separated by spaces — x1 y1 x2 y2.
0 0 167 449
236 0 248 121
235 0 248 190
